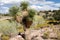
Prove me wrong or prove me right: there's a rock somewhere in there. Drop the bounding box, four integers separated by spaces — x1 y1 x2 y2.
25 29 31 40
29 27 59 40
44 39 56 40
30 30 44 40
31 36 44 40
49 32 58 39
9 35 24 40
9 27 58 40
25 29 44 40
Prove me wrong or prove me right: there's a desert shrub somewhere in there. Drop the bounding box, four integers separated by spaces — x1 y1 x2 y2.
0 20 18 36
30 15 47 29
1 34 10 40
42 31 50 39
33 15 45 24
57 33 60 40
16 23 24 33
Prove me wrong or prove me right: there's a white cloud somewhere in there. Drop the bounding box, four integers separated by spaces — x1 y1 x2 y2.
42 1 54 5
0 0 24 6
0 0 60 13
27 0 59 11
28 0 59 11
0 6 9 13
0 9 8 13
28 0 54 5
54 3 60 7
0 0 22 4
29 5 59 11
40 5 59 10
0 3 4 6
29 0 45 5
29 5 42 10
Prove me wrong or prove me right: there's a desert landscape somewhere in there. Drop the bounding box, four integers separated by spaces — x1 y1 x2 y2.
0 0 60 40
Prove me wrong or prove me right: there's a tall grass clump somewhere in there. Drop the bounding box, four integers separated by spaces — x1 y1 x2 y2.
30 15 47 29
0 20 18 40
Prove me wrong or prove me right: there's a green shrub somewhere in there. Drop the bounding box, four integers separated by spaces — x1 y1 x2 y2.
16 23 24 33
57 33 60 40
43 31 50 39
0 20 18 36
30 15 46 29
1 34 10 40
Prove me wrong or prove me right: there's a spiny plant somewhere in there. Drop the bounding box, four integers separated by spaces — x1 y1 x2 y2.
20 1 29 10
9 5 19 16
28 9 36 19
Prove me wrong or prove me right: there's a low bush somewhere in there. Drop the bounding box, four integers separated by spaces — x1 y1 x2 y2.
0 20 18 36
30 15 49 29
1 34 10 40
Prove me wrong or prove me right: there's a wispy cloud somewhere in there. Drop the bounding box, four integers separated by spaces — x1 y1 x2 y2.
0 6 9 13
54 3 60 7
29 0 60 10
0 0 60 13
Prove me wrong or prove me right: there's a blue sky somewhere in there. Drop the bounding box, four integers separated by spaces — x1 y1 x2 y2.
0 0 60 13
47 0 60 3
